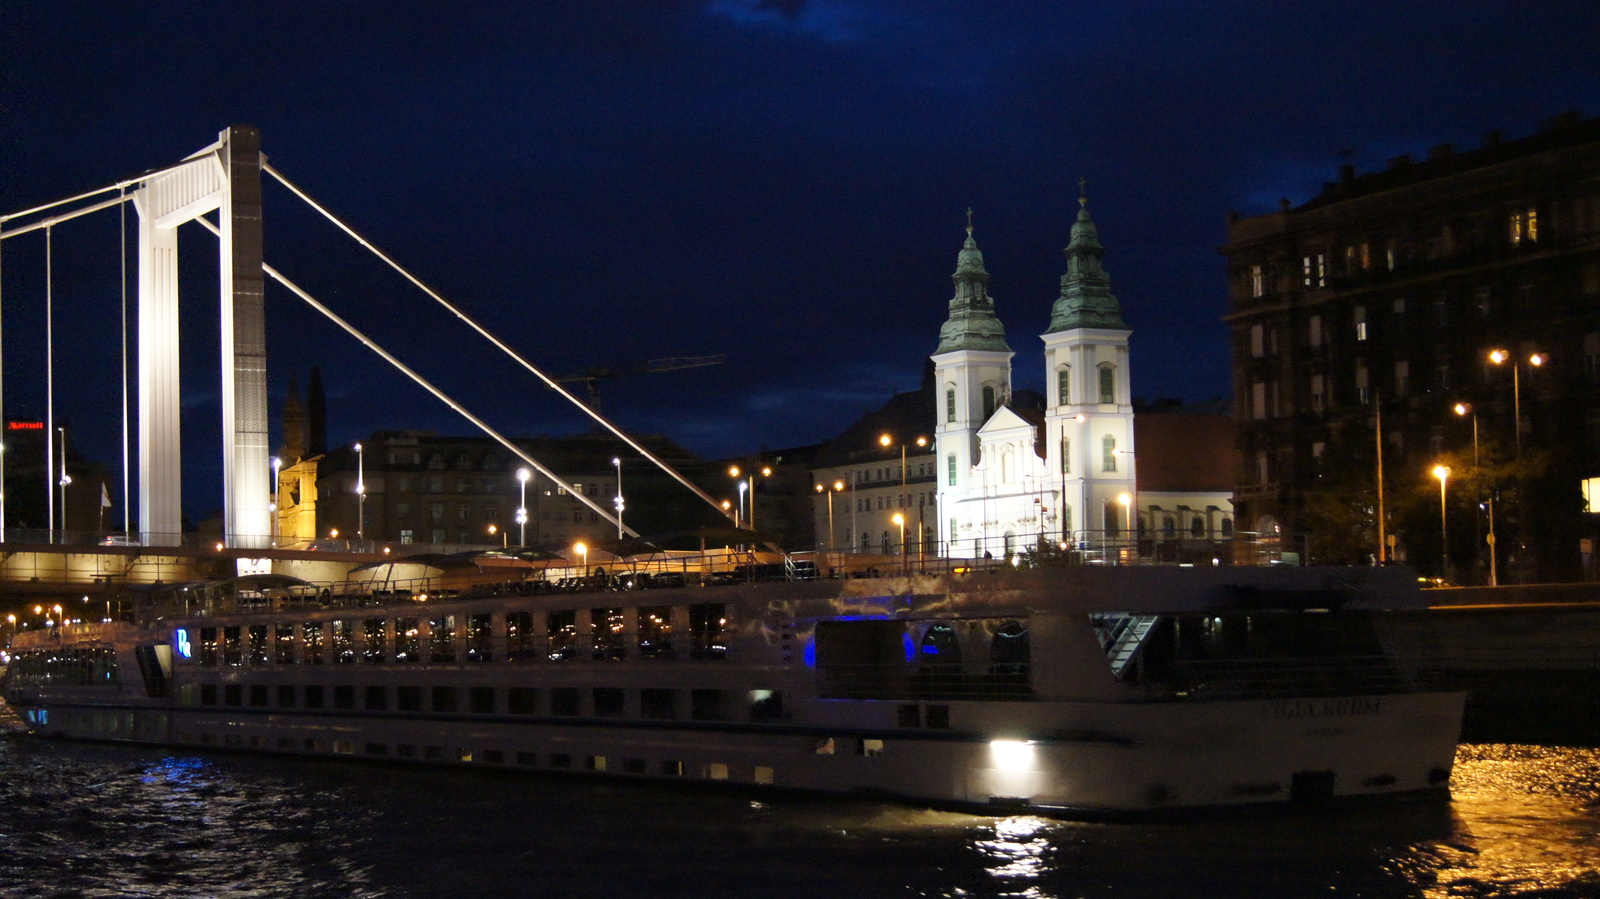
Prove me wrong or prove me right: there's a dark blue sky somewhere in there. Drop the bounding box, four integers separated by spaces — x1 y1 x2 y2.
4 1 1600 517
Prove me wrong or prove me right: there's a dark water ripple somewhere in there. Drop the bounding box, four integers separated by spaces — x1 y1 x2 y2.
0 738 1596 898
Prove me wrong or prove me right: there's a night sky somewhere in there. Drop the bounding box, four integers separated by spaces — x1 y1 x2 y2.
3 2 1599 520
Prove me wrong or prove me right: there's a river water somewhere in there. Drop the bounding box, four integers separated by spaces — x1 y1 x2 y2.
0 738 1595 898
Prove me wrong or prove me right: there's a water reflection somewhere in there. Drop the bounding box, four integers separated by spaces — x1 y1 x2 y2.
0 740 1594 898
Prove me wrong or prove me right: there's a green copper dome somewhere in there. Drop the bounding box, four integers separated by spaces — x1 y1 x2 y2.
935 215 1012 354
1046 191 1128 332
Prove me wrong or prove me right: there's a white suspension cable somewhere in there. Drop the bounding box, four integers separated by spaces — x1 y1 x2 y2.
262 163 735 524
0 154 215 226
0 202 5 542
192 212 636 537
0 194 131 241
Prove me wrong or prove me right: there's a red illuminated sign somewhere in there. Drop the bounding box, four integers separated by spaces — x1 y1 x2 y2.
6 421 43 431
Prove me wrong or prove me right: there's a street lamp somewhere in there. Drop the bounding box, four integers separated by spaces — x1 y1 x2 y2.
58 426 70 537
488 523 505 547
1487 349 1545 457
516 467 531 547
1117 492 1133 553
270 455 282 547
353 442 365 542
815 483 839 552
612 457 624 540
1454 403 1497 586
1433 464 1451 580
892 512 906 571
879 433 928 486
574 541 588 579
728 465 771 531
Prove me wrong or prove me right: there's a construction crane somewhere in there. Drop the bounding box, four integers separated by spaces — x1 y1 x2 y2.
554 355 726 412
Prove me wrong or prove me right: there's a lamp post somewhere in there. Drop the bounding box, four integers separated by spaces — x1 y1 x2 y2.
728 465 771 532
611 457 624 540
892 512 906 572
57 426 70 538
488 523 505 548
270 455 282 547
1117 492 1132 561
353 442 365 542
1487 349 1545 457
574 541 588 579
516 467 531 547
815 483 841 551
1454 403 1496 586
879 433 928 486
1433 464 1451 580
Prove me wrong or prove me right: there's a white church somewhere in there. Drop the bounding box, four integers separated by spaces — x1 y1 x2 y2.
933 192 1231 560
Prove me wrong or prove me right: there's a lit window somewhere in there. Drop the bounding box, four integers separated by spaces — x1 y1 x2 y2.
1250 264 1265 298
1057 366 1070 405
1102 435 1117 472
1060 435 1071 474
1098 365 1115 404
945 387 956 423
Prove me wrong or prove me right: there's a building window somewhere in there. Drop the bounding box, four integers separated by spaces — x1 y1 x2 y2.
1250 264 1265 298
1475 287 1493 319
1434 293 1450 328
1391 297 1407 332
945 387 956 423
1060 435 1070 474
1057 366 1070 405
1356 363 1370 405
1098 365 1115 404
1255 451 1269 485
1437 359 1451 391
947 454 957 487
1310 374 1325 413
1354 306 1368 341
1102 435 1117 472
1394 360 1409 398
981 385 996 420
1308 315 1322 348
1251 382 1267 421
1250 324 1265 358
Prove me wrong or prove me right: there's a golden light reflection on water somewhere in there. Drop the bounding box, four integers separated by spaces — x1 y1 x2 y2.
1417 744 1600 898
972 815 1055 888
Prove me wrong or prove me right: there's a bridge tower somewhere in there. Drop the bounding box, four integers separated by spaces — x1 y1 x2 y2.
133 125 269 548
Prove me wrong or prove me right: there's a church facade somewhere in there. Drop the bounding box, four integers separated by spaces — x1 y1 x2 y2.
934 193 1224 560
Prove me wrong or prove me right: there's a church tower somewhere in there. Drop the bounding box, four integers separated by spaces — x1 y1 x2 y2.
1041 186 1135 543
931 212 1013 556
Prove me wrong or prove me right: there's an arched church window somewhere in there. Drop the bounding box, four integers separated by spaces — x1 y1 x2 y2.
945 386 957 423
1163 516 1176 537
1057 366 1070 406
1221 518 1234 537
1003 530 1015 556
1098 364 1115 404
1191 517 1205 538
1102 435 1117 472
982 385 996 420
1104 501 1120 536
947 454 958 487
1001 450 1014 483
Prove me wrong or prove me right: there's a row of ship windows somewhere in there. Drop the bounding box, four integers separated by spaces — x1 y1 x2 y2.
179 682 788 722
180 603 729 667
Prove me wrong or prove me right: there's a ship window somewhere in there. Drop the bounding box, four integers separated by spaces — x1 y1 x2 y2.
549 753 573 768
430 686 458 713
641 688 676 719
247 626 268 665
706 763 729 780
304 685 325 709
398 745 417 759
550 688 580 716
249 685 269 707
919 622 961 666
593 687 625 717
223 627 242 666
748 689 784 721
547 610 577 661
515 751 536 766
469 687 496 714
394 617 420 663
333 686 355 710
661 760 684 776
898 704 921 727
361 618 386 664
466 613 493 662
691 689 728 721
688 603 728 660
397 686 423 712
200 684 217 706
274 624 295 664
505 611 535 660
302 622 324 664
857 739 885 758
591 608 626 660
429 615 456 664
331 620 355 665
990 620 1030 677
638 606 674 659
365 686 387 711
926 705 951 729
508 687 539 715
199 627 218 665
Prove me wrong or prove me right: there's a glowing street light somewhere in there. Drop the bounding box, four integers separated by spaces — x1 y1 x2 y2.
879 433 928 487
574 541 588 579
1117 492 1133 550
1454 403 1496 587
612 457 624 540
892 512 906 571
1487 349 1545 457
516 467 531 547
270 455 282 547
1433 464 1451 579
353 442 366 542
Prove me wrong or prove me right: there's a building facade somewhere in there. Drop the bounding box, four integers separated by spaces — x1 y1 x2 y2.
1222 112 1600 582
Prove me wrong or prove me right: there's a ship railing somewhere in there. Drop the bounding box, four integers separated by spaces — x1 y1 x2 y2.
816 663 1033 701
1151 656 1416 700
